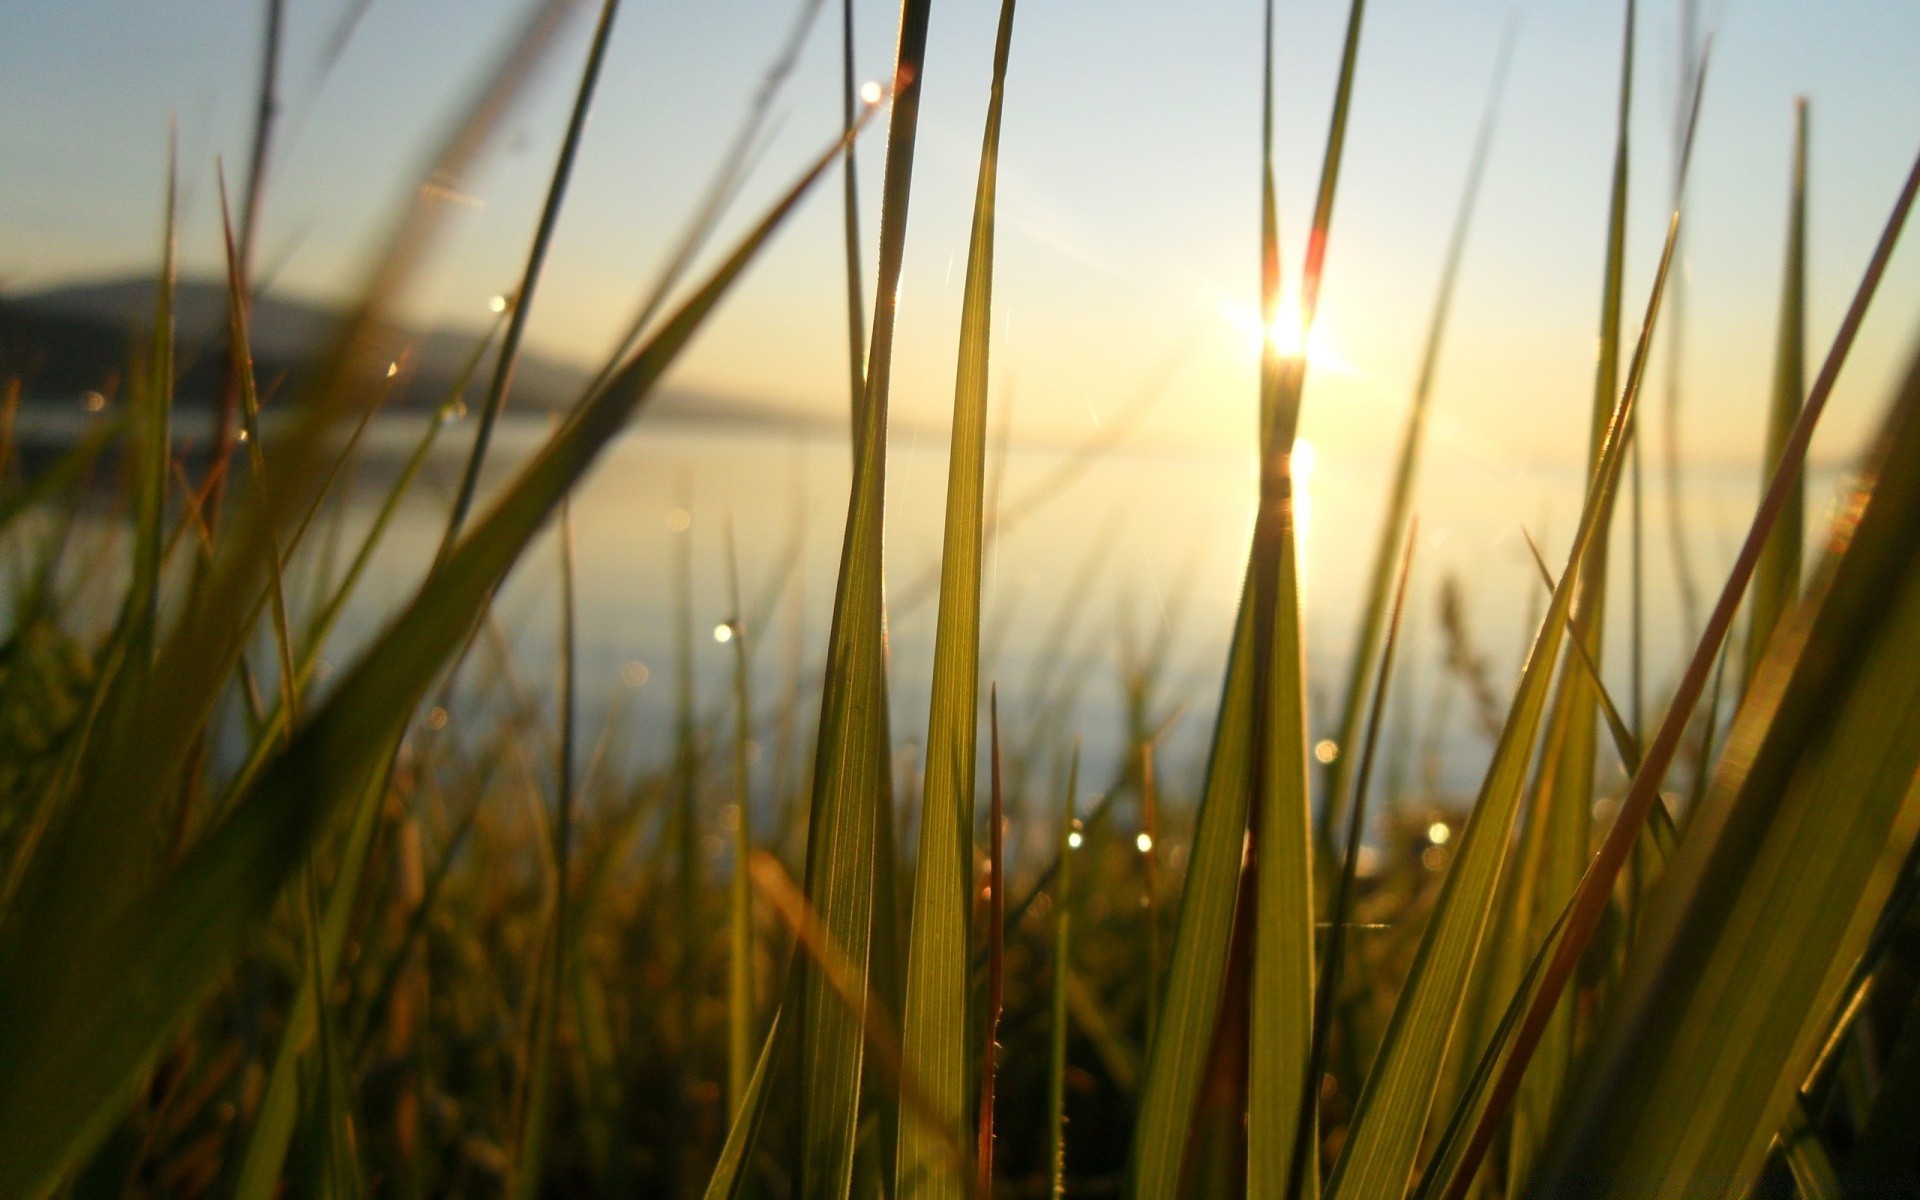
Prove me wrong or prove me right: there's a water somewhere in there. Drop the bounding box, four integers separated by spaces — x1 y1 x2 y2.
19 405 1854 824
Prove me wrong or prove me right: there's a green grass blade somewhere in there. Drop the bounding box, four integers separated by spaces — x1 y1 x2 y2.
976 691 1006 1199
1047 745 1080 1200
840 0 866 420
896 0 1016 1192
1745 97 1809 684
1326 196 1685 1200
725 518 757 1117
1289 525 1414 1200
1435 137 1920 1200
1250 1 1364 1194
1535 333 1920 1193
229 767 385 1200
703 1008 786 1200
793 3 928 1194
438 0 623 557
0 117 860 1198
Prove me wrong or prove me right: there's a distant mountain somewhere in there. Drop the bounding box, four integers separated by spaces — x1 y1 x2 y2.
0 274 826 430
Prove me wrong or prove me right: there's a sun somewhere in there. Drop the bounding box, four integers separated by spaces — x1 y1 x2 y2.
1220 293 1354 376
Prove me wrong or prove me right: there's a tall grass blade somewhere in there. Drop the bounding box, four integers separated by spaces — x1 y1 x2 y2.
1535 326 1920 1195
1047 745 1080 1200
1250 1 1364 1194
897 0 1016 1191
439 0 623 556
793 2 929 1194
1437 138 1920 1200
726 519 757 1118
976 690 1006 1200
1326 187 1685 1200
1289 524 1414 1200
1745 98 1808 684
703 1009 786 1200
840 0 867 419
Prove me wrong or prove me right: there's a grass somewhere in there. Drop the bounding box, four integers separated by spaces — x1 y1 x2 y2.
3 1 1920 1198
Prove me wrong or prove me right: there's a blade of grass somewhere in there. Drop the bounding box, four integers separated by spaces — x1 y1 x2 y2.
508 497 577 1200
976 690 1006 1200
1745 97 1808 685
1046 743 1079 1200
792 4 927 1194
1288 522 1414 1200
1534 320 1920 1195
840 0 866 419
438 0 623 558
1326 172 1686 1200
1250 1 1366 1194
1436 136 1920 1200
702 1008 786 1200
725 517 757 1117
897 1 1016 1192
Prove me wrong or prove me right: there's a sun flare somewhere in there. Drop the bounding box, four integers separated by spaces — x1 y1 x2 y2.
1221 294 1354 376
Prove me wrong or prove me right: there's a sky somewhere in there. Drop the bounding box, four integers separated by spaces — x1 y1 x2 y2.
4 0 1920 473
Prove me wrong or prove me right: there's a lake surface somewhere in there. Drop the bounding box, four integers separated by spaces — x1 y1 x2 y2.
17 404 1856 831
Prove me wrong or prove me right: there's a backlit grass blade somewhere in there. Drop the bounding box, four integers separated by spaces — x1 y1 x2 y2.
1436 139 1920 1200
127 132 177 667
976 691 1006 1200
1745 97 1808 684
794 3 928 1195
1250 1 1364 1194
0 117 863 1198
896 0 1016 1192
1047 745 1080 1200
840 0 866 418
1131 2 1366 1189
1534 329 1920 1194
703 1009 786 1200
439 0 621 557
1289 524 1414 1200
1325 190 1685 1200
725 519 757 1117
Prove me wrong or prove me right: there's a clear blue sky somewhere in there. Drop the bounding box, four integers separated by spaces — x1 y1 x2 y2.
3 0 1919 470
